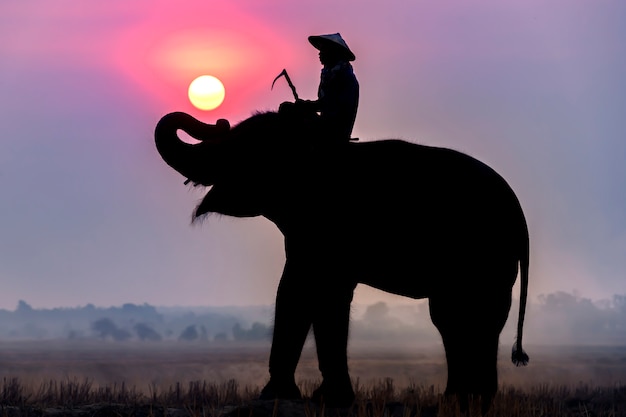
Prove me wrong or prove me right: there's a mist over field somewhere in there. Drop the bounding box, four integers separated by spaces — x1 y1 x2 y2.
1 290 624 346
2 292 625 416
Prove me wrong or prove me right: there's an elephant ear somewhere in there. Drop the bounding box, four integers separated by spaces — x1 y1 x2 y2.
194 183 264 220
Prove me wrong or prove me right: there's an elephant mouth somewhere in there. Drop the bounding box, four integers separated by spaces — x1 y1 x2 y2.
194 184 223 218
194 182 262 219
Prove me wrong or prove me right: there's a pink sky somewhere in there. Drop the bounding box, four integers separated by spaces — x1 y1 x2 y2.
0 0 624 309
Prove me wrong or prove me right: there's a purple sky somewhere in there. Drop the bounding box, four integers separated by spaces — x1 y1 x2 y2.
1 0 625 309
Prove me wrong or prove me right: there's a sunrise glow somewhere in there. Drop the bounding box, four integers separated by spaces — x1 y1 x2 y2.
112 1 294 117
188 75 226 111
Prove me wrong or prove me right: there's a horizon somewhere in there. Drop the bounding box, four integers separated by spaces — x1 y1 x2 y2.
1 292 626 348
1 287 625 312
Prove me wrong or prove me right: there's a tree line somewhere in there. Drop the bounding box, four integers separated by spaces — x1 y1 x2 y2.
1 291 625 344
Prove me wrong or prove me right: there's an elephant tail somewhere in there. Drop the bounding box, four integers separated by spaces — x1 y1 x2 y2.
511 216 530 367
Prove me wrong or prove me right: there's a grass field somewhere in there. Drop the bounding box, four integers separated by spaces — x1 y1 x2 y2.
0 340 625 416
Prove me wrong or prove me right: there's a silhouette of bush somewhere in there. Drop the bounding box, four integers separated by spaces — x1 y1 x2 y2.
92 318 117 338
134 323 162 341
178 325 199 341
91 318 131 341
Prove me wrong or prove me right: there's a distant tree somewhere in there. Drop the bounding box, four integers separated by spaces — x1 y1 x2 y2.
134 323 162 341
16 300 34 315
232 322 270 341
122 303 141 312
363 302 390 323
92 318 118 339
535 291 617 343
249 322 270 339
91 318 132 341
179 325 199 341
232 323 243 339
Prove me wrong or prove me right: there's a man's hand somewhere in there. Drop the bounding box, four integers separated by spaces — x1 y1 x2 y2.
295 99 317 112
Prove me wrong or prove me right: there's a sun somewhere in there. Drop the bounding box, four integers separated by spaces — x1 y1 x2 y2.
188 75 225 110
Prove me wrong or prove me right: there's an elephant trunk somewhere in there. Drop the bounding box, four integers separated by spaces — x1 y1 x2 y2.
154 111 230 186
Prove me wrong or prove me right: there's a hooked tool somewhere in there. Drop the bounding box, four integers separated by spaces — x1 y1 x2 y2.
271 69 299 101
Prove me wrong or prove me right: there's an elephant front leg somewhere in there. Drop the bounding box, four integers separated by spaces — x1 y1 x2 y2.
259 265 312 401
310 288 356 407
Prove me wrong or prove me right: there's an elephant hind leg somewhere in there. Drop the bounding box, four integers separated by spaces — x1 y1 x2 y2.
429 291 511 414
439 330 500 414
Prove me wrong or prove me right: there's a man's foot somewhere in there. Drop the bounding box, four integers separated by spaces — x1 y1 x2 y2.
310 378 355 408
259 378 302 401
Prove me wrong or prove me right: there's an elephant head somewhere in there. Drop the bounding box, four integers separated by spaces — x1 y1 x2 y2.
155 111 305 219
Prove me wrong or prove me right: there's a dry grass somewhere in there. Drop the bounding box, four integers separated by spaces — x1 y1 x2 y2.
0 376 259 406
0 341 625 416
1 377 625 416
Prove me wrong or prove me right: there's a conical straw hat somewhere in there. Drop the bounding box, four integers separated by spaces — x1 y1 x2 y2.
308 33 356 61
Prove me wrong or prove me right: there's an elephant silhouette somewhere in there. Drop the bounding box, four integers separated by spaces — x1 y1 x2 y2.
155 110 529 413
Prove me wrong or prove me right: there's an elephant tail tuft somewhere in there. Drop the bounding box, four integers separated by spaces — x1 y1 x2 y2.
511 342 529 366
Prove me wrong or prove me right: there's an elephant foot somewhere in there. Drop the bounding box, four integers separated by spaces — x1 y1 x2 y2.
310 378 355 408
259 377 302 401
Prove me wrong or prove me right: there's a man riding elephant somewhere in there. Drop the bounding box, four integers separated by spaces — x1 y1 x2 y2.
281 33 360 143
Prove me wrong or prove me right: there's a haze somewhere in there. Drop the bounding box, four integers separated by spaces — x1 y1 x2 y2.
0 0 624 310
